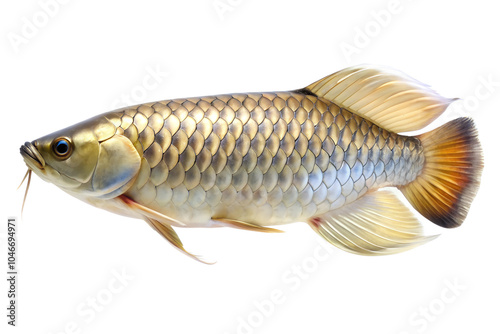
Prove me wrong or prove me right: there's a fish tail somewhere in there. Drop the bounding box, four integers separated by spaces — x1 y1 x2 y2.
398 117 483 228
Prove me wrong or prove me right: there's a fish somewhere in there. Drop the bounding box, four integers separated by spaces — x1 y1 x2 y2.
19 65 483 263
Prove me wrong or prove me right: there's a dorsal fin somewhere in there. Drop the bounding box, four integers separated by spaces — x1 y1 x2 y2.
305 65 454 133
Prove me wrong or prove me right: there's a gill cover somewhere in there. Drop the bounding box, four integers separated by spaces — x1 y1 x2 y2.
92 135 141 197
34 115 119 185
33 113 141 197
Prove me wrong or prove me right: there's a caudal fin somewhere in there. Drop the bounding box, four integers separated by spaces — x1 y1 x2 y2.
399 118 483 228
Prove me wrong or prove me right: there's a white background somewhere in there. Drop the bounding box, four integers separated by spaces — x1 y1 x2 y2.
1 1 499 333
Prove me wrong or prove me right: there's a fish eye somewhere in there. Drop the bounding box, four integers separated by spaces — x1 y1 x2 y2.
52 137 72 159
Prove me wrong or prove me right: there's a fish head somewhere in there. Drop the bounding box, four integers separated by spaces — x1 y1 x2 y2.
20 113 141 199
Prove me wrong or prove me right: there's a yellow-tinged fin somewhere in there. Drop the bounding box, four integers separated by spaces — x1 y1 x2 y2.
118 195 212 263
398 118 483 228
118 195 186 226
308 190 437 255
144 217 214 265
305 65 454 133
211 218 284 233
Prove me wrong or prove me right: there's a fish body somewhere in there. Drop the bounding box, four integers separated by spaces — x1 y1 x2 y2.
20 66 483 261
97 92 423 227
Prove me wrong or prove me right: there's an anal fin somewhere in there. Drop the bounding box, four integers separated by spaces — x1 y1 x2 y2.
145 217 214 265
308 190 438 256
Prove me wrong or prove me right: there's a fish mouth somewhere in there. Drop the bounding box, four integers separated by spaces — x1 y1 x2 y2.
20 141 45 170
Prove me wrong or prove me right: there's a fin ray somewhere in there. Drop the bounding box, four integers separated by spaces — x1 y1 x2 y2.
308 190 437 256
118 195 186 226
145 217 214 265
399 118 483 228
118 195 213 264
211 218 284 233
305 65 453 133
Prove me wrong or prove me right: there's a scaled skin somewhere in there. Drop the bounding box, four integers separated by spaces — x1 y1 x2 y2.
25 91 424 228
21 65 482 259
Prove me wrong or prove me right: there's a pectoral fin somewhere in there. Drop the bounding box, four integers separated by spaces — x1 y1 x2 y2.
211 218 284 233
118 195 211 264
145 217 214 265
308 190 438 256
118 195 186 226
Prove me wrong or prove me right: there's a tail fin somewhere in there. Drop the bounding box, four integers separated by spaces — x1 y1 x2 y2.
399 118 483 228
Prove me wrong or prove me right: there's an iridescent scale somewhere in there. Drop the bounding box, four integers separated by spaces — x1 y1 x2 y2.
104 91 423 226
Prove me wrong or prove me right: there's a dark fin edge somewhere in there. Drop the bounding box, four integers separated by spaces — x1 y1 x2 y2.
398 118 483 228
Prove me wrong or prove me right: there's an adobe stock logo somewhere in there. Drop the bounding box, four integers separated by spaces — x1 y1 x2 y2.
47 267 134 334
223 241 335 334
443 74 499 122
212 0 244 20
7 0 72 54
339 0 404 63
110 65 169 110
398 278 467 334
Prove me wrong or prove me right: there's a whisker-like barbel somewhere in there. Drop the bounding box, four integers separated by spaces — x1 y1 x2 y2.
20 169 32 217
18 169 31 190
